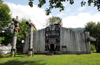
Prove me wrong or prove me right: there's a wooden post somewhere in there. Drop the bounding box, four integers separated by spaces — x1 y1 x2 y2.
85 32 91 54
28 26 33 56
11 16 20 57
26 21 35 56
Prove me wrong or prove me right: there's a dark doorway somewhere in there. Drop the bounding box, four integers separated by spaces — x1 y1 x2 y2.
50 44 54 51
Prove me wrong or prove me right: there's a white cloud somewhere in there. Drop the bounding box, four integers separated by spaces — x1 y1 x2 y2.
5 2 100 29
62 13 100 28
57 13 65 17
5 2 52 30
78 6 86 11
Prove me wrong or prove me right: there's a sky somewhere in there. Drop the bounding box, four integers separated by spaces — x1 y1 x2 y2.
2 0 100 30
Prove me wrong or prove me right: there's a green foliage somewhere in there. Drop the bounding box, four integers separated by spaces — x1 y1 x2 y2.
33 28 37 33
46 16 63 26
0 0 12 31
84 21 100 52
0 37 4 44
0 0 13 45
96 22 100 52
17 18 37 48
91 44 96 51
0 54 10 58
0 53 100 65
17 18 29 48
28 0 100 15
0 32 13 45
81 1 86 7
84 22 96 36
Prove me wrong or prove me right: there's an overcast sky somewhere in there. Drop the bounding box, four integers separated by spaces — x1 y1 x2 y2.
3 0 100 29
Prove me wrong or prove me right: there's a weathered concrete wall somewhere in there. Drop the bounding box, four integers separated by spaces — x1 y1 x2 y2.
23 25 90 54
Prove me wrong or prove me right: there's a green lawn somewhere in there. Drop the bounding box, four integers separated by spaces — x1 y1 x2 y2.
0 53 100 65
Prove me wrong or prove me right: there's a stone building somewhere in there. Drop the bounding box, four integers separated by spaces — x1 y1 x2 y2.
23 25 96 54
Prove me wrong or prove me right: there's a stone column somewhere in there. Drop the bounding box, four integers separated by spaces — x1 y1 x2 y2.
11 16 20 57
85 32 91 54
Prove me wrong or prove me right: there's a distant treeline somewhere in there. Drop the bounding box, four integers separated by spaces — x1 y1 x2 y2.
67 28 85 33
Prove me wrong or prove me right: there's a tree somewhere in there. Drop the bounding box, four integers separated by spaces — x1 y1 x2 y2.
84 21 100 52
96 22 100 52
17 18 37 48
0 0 13 45
46 16 63 26
28 0 100 15
84 22 97 37
0 32 13 45
0 0 12 32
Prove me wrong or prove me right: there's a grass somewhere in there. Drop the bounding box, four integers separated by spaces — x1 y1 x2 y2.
0 52 100 65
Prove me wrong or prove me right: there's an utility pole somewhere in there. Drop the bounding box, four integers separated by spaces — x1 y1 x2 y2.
11 16 20 57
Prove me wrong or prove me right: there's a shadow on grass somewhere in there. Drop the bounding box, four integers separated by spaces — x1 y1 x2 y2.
54 53 81 55
0 60 46 65
92 52 100 53
16 53 46 55
0 53 47 58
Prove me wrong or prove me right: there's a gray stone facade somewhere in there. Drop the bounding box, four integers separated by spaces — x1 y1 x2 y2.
23 25 93 54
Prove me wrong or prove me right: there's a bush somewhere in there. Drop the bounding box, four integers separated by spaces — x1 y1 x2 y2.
91 44 96 51
0 54 4 58
0 54 10 58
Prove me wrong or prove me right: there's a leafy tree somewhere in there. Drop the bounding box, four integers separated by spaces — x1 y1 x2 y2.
46 16 63 26
0 32 13 45
0 0 12 32
84 21 100 52
96 22 100 52
28 0 100 15
84 22 97 37
0 0 13 45
17 18 37 48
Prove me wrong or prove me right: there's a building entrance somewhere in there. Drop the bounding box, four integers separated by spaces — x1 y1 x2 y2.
50 44 54 51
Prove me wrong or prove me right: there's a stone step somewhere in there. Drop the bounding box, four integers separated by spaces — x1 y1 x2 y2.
47 53 53 55
47 51 55 55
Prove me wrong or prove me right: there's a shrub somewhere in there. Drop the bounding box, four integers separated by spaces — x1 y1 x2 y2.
0 53 10 58
91 44 96 51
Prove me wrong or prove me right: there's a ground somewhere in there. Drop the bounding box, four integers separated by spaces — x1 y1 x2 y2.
0 52 100 65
